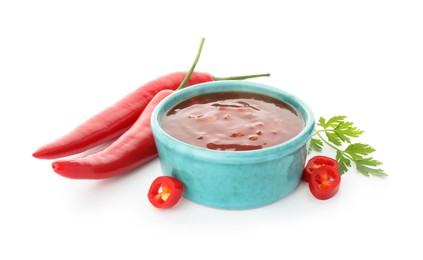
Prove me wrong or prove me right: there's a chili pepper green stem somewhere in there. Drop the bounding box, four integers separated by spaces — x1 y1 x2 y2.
213 73 271 81
176 37 205 91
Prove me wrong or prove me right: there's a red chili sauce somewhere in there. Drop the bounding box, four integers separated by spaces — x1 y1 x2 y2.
160 91 304 151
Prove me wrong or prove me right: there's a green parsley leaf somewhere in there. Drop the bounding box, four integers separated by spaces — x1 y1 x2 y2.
334 121 364 143
356 157 383 167
344 143 376 160
309 138 323 152
336 150 351 175
325 115 347 128
318 117 327 128
325 131 343 146
356 164 388 177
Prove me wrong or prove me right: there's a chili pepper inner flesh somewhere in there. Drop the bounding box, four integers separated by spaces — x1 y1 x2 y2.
155 185 171 202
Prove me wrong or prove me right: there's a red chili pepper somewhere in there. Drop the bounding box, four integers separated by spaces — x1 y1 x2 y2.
32 71 269 159
302 155 339 182
148 176 184 208
51 37 207 179
51 89 173 179
309 165 341 200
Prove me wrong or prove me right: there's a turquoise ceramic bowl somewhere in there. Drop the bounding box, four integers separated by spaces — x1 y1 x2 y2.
151 81 315 209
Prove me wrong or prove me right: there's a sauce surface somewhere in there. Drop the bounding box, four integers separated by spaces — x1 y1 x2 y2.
160 91 304 151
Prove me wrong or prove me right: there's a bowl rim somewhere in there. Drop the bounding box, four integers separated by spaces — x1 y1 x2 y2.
151 80 315 162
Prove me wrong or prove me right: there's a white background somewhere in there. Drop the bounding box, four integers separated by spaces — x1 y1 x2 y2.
1 0 422 259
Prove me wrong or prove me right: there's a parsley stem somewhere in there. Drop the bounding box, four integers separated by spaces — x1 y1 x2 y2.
315 130 355 162
315 131 340 151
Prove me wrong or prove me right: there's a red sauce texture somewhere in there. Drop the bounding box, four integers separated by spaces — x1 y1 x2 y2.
160 91 304 151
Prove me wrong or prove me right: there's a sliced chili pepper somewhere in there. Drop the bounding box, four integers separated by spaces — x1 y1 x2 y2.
309 165 341 200
32 74 270 159
148 176 184 208
302 155 339 182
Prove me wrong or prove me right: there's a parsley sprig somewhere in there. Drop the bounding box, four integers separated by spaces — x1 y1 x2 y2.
310 116 387 177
